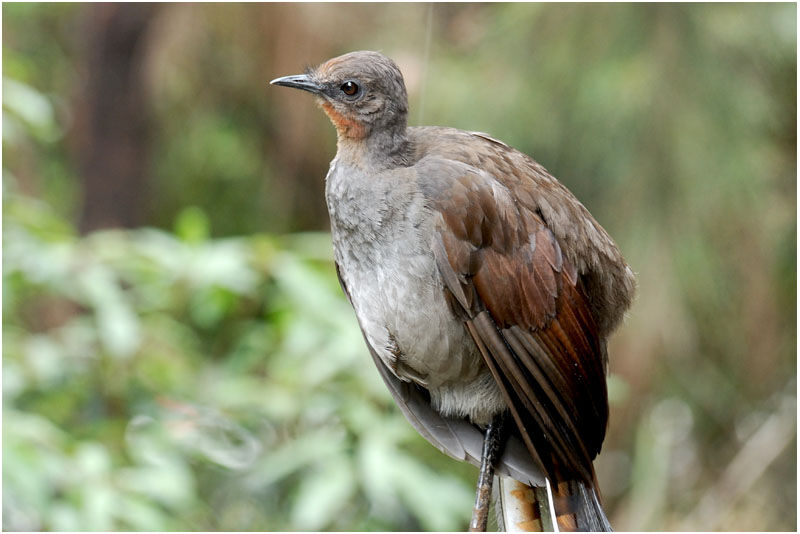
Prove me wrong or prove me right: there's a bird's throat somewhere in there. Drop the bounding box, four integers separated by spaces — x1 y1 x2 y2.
321 101 411 169
321 102 368 140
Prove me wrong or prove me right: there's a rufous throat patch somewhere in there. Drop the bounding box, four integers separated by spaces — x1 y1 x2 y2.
321 102 367 139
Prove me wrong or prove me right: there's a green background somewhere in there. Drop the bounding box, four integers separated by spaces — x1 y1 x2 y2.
3 3 796 531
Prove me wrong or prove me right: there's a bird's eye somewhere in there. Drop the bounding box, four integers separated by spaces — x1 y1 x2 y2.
341 81 359 96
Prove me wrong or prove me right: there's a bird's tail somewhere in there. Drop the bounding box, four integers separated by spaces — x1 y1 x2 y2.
496 475 612 532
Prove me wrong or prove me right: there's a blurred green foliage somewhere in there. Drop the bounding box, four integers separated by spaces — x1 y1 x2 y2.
3 191 478 530
3 3 797 532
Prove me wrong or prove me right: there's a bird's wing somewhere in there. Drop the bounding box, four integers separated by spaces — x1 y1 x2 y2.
418 156 609 483
408 126 636 337
335 263 545 486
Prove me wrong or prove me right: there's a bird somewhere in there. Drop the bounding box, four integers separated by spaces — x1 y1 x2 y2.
271 50 635 532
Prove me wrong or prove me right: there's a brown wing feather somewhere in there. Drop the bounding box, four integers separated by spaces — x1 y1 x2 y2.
427 161 609 484
413 126 636 337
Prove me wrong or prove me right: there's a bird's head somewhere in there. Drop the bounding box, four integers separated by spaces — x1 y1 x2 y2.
271 50 409 141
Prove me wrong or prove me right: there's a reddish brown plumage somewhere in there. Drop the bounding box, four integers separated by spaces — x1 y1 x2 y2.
320 101 367 139
422 128 619 487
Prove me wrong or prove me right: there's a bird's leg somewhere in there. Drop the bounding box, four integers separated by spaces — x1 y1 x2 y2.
469 414 507 532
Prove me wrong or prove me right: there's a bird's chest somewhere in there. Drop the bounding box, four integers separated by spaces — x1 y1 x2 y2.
325 161 482 387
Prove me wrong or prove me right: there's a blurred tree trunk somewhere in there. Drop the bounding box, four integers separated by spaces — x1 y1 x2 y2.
258 3 339 232
75 3 156 233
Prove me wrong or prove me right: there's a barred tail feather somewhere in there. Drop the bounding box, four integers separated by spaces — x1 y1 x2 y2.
551 479 612 532
496 476 612 532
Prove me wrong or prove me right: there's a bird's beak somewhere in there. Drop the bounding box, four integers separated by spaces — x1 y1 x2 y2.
269 74 323 95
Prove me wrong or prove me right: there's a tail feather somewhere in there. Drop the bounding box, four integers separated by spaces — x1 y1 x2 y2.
551 479 612 532
496 476 612 532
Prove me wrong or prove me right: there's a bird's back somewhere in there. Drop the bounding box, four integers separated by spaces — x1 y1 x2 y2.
406 125 635 337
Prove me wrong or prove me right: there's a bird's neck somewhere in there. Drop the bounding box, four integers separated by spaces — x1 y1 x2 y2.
335 123 412 170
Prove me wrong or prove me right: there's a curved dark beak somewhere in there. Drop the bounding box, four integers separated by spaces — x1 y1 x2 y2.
269 74 322 94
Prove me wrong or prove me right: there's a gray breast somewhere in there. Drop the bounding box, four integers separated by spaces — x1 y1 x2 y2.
325 160 506 424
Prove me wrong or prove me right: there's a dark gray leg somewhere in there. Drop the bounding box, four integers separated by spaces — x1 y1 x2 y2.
469 414 506 532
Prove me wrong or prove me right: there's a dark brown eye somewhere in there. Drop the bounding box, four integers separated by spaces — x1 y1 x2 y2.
341 81 359 96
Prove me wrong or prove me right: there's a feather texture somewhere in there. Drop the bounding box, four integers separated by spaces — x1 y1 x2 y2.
337 263 546 487
418 146 610 483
